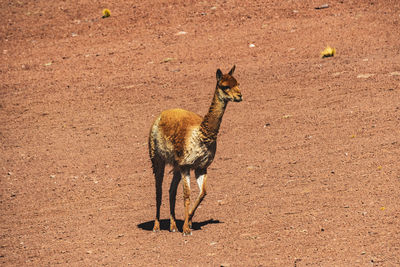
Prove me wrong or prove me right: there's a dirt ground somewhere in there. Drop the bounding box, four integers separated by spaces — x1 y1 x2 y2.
1 0 400 266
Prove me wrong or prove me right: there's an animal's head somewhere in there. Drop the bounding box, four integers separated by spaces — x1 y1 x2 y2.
216 65 242 102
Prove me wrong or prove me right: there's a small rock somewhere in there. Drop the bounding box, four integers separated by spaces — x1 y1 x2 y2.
315 4 329 9
217 199 227 205
357 74 374 79
50 175 56 179
249 43 255 48
332 72 342 77
161 57 175 63
175 31 187 36
389 71 400 76
246 165 257 170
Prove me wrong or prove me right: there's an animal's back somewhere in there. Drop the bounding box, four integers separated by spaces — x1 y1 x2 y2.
149 108 203 164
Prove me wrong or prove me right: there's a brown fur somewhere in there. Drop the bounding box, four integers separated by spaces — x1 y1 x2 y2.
148 66 242 235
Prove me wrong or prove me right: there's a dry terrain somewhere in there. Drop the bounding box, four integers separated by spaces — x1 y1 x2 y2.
1 0 400 266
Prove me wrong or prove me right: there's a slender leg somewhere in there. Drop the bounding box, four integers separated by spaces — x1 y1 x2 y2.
188 168 207 227
152 158 165 232
169 168 181 232
181 167 192 235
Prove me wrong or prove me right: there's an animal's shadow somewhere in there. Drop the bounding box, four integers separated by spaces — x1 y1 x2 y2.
137 218 222 232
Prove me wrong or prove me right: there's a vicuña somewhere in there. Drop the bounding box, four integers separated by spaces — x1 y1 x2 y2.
148 65 242 235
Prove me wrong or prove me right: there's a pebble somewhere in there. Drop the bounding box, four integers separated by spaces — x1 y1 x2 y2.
175 31 187 36
389 71 400 76
357 74 374 79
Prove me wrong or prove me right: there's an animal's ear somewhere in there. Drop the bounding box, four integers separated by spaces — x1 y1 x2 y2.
216 69 223 81
228 65 236 76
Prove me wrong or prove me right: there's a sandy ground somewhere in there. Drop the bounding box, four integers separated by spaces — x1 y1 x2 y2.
1 0 400 266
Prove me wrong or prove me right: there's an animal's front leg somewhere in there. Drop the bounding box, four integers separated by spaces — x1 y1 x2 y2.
169 169 181 232
188 168 207 227
181 167 192 235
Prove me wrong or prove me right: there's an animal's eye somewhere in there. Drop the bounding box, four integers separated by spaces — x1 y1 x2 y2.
220 85 230 90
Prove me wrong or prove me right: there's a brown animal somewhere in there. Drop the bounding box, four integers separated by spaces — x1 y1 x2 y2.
148 66 242 235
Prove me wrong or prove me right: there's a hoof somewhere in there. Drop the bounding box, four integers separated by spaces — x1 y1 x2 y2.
153 220 160 232
170 220 178 233
183 231 192 236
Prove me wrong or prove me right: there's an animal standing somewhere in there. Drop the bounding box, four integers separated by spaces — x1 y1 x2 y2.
148 66 242 235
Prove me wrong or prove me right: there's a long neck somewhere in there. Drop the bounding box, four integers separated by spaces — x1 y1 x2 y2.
200 86 228 144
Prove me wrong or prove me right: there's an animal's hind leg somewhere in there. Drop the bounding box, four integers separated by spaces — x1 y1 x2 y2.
181 167 192 236
169 168 181 232
152 157 165 232
188 168 207 228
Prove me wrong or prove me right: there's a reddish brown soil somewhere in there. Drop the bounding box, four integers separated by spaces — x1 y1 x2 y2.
1 0 400 266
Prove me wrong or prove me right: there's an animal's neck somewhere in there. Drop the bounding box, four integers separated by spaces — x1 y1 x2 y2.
200 86 228 144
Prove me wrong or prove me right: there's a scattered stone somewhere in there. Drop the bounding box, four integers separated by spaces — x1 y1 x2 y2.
249 43 255 48
332 72 342 77
175 31 187 36
246 165 258 170
389 71 400 76
357 74 374 79
50 174 56 179
161 57 175 63
315 4 329 9
217 199 227 205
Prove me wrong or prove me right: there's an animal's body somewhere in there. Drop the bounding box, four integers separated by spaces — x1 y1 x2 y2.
148 66 242 235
